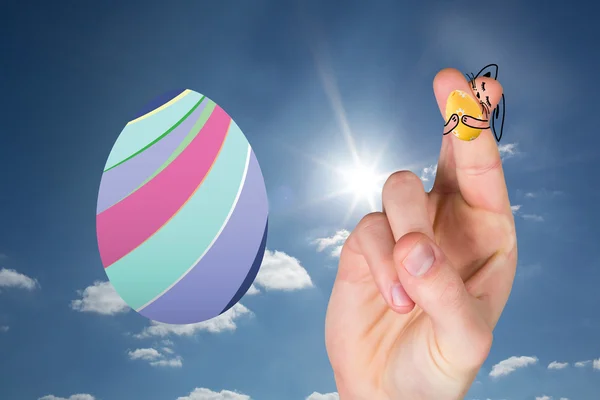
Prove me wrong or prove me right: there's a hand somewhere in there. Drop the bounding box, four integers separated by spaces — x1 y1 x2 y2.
325 68 517 400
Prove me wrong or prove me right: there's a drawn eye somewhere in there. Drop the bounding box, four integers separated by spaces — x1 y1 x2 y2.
481 82 486 91
486 96 491 106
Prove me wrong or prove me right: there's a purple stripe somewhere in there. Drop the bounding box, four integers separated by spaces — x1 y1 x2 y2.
96 100 207 213
140 151 268 324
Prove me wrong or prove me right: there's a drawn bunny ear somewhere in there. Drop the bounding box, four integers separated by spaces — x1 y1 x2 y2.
491 93 506 142
475 64 499 80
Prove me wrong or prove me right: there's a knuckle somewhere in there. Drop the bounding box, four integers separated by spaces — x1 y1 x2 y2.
382 171 423 199
355 212 388 237
437 276 465 311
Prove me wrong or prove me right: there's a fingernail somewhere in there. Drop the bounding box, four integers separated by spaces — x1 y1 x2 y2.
403 240 435 277
391 283 412 307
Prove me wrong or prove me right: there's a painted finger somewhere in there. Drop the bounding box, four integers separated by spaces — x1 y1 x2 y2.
433 68 510 214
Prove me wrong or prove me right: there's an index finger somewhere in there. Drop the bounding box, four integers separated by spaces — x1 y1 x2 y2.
432 68 510 214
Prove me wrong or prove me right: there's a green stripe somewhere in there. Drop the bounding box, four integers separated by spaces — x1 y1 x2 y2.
104 96 205 172
105 122 250 310
128 100 217 194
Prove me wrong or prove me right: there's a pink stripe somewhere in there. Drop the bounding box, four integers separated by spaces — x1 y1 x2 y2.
97 106 231 268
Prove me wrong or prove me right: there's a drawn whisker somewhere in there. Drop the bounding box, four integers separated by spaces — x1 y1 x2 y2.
480 101 490 117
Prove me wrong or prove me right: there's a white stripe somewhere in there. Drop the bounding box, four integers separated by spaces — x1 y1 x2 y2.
136 144 252 312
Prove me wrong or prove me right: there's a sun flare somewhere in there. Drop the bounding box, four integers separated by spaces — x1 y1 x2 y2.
290 42 412 224
341 165 382 199
333 159 389 217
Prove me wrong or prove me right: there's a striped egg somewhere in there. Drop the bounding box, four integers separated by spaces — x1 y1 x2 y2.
96 89 268 324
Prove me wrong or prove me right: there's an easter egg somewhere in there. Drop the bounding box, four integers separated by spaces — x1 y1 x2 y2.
96 89 269 324
445 89 484 141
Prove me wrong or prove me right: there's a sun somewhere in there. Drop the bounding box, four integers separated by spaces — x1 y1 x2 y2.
340 164 384 200
288 43 411 223
331 159 389 216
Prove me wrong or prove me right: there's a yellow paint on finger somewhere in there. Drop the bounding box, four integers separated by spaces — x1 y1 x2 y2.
445 90 483 141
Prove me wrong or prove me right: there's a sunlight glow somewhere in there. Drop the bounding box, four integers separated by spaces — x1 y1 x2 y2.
341 165 380 198
283 33 417 224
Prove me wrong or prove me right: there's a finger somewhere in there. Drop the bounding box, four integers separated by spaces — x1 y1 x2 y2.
394 232 493 371
349 212 415 312
382 171 434 241
433 68 510 214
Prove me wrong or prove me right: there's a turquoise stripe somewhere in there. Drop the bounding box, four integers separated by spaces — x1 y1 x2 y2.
105 91 203 169
105 121 250 310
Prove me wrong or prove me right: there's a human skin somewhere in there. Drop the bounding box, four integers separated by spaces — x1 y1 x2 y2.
325 68 517 400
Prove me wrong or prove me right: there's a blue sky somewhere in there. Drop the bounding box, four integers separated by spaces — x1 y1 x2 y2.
1 1 599 399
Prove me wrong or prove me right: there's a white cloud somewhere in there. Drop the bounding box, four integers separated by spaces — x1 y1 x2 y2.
39 395 95 400
329 245 343 258
0 326 8 332
489 356 538 378
498 143 518 159
135 303 252 338
574 360 591 368
245 284 260 295
70 281 129 315
162 347 174 354
176 387 250 400
594 358 600 370
127 347 182 368
0 268 38 290
253 250 313 291
548 361 569 370
149 356 182 368
127 348 161 361
535 396 551 400
306 393 340 400
522 214 544 222
525 189 563 199
510 205 544 222
313 230 350 258
420 163 437 182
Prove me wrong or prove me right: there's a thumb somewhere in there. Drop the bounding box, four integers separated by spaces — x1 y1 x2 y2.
393 232 493 371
